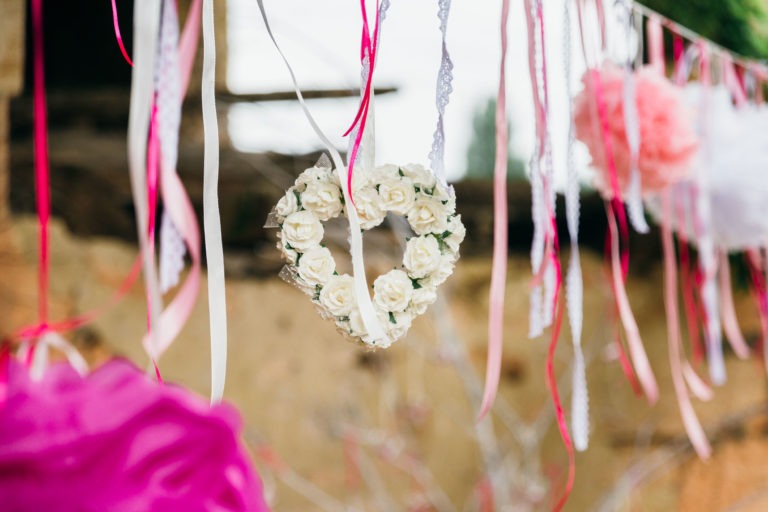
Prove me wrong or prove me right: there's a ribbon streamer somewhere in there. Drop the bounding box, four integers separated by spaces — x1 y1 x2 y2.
128 0 163 364
428 0 454 185
255 0 388 346
201 0 228 403
110 0 134 66
478 0 510 420
563 0 589 452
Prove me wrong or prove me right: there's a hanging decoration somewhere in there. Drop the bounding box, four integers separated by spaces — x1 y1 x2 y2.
272 163 463 347
262 0 464 348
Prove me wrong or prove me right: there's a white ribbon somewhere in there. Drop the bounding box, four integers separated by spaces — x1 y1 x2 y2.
256 0 388 346
202 0 228 402
128 0 163 362
19 332 89 382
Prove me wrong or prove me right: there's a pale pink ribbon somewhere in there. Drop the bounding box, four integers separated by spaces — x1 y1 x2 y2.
479 0 509 420
661 191 711 458
142 0 203 363
718 251 750 359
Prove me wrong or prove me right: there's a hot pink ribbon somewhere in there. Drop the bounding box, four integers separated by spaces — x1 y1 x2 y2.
343 0 380 201
479 0 510 421
110 0 134 66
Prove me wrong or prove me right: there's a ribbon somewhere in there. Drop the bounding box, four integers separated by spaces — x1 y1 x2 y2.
255 0 388 346
18 330 89 382
747 249 768 372
128 0 163 364
619 3 649 234
718 251 750 359
428 0 454 185
32 0 50 327
201 0 228 402
343 0 381 201
661 191 712 458
141 0 203 368
478 0 509 420
563 0 589 452
110 0 134 66
695 41 726 385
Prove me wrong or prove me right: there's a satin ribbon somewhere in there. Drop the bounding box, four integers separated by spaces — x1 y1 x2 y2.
255 0 388 346
428 0 454 185
110 0 134 66
128 0 163 365
201 0 228 402
747 250 768 372
142 0 203 369
661 191 712 458
18 330 89 382
563 0 589 453
478 0 509 421
343 0 381 201
718 251 750 359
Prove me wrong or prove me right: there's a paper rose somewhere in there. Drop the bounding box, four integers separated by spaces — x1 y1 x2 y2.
297 246 336 286
270 162 464 347
319 274 356 317
373 269 415 313
0 358 269 511
404 235 442 279
281 210 324 252
573 64 698 196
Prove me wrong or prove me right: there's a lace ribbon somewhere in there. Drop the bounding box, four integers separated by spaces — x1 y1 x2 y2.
563 0 588 453
428 0 454 185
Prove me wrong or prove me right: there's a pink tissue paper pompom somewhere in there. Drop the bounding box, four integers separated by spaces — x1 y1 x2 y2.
0 358 270 512
573 64 699 197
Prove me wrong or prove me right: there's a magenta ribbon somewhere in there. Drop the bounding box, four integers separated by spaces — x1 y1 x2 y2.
343 0 380 200
479 0 510 421
110 0 134 66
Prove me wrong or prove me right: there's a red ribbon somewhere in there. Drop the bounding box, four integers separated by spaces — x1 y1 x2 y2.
110 0 134 66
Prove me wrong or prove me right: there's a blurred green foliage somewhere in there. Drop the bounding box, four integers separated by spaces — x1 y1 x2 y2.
464 98 526 181
641 0 768 59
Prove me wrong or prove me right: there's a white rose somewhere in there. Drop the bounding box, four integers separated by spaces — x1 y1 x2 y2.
445 215 466 253
282 211 324 251
378 177 415 215
387 309 414 341
402 163 437 189
432 182 457 214
410 286 438 315
420 254 455 288
353 186 386 230
295 166 334 191
297 246 336 286
319 274 356 317
301 181 343 221
403 235 442 279
373 269 414 312
407 197 449 235
276 189 299 218
372 164 400 182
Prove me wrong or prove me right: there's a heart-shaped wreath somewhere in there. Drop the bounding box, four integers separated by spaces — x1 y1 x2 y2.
270 162 465 347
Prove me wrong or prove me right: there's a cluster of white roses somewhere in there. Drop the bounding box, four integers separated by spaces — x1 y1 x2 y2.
272 162 465 346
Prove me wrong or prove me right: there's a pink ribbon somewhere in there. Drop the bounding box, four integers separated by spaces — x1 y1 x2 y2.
479 0 510 420
661 191 711 458
343 0 380 200
141 0 202 361
110 0 134 66
718 251 750 359
647 16 664 75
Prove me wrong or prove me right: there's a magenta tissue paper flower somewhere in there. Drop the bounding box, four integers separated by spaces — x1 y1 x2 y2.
0 357 270 512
